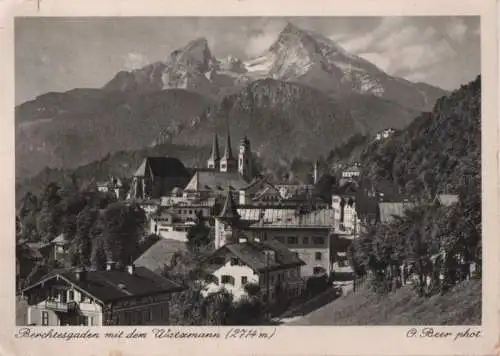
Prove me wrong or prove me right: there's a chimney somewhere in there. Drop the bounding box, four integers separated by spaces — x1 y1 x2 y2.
127 264 136 275
106 260 116 271
75 267 87 281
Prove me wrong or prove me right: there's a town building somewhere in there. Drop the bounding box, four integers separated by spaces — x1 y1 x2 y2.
96 177 127 200
200 238 305 303
19 263 184 326
50 234 69 263
182 132 256 200
128 157 191 201
375 128 396 141
213 191 337 278
341 164 361 180
148 198 216 236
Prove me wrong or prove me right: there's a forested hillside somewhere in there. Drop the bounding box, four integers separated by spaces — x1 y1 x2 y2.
349 76 482 299
359 75 480 198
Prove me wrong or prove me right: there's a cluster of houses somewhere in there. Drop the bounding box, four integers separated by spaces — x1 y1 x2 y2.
17 131 459 326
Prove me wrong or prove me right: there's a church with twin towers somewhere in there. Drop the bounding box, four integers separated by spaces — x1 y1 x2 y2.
207 131 253 182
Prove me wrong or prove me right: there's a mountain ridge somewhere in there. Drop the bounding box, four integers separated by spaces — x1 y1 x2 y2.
16 22 448 179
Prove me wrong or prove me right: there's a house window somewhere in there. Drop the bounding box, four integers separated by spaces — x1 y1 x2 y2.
221 275 234 285
313 237 325 245
287 236 298 245
88 316 94 326
68 290 74 301
315 252 322 261
302 237 309 245
41 311 49 326
79 315 88 326
241 276 248 285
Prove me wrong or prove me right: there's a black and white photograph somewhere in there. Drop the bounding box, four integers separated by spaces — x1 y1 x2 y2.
14 15 483 328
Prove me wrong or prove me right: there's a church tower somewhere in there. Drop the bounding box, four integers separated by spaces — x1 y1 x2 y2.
214 190 241 248
313 160 320 184
238 136 253 181
207 133 221 170
220 131 237 173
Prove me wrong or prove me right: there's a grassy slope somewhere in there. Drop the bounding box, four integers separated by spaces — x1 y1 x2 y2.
290 279 481 326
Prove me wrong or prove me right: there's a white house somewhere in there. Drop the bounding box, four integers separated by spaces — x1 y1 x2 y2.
200 239 305 303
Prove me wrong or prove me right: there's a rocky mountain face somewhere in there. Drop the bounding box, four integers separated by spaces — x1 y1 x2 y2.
16 22 447 180
16 89 213 178
102 22 447 110
171 79 420 168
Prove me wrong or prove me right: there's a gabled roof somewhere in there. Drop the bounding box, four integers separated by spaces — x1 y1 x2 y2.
134 239 188 274
436 194 459 207
379 201 416 224
184 171 248 192
343 165 361 173
208 240 305 272
133 157 188 178
51 233 68 245
219 190 240 220
21 267 184 303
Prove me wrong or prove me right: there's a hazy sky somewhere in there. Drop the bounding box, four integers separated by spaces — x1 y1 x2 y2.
15 16 480 104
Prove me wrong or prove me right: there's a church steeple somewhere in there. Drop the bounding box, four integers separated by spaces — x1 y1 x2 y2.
222 131 234 160
220 130 237 172
218 189 240 221
207 133 221 169
214 189 241 248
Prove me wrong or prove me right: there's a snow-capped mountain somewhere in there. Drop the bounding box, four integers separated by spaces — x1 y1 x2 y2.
16 22 448 179
103 22 446 110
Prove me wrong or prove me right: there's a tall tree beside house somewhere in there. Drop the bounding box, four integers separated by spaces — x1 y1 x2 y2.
186 212 211 253
70 206 101 267
99 202 146 265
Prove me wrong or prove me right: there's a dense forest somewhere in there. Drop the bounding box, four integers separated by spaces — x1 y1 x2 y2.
349 76 481 297
16 180 152 288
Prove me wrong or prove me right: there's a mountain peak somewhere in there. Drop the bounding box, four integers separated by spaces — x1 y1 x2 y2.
282 21 308 35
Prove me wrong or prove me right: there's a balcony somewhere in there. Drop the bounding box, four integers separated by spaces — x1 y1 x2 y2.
44 300 78 312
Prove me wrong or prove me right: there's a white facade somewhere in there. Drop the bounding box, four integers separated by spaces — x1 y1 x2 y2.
203 259 303 302
332 195 360 236
214 218 236 249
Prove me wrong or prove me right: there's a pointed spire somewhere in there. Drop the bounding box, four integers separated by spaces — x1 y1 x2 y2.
209 133 220 161
218 189 240 221
222 130 235 160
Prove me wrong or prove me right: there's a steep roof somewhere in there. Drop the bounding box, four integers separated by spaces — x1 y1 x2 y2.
133 157 188 178
134 238 188 274
379 202 416 224
184 171 249 192
209 133 221 162
21 267 184 303
210 240 305 272
436 194 459 207
51 233 68 245
222 131 235 160
219 190 241 220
